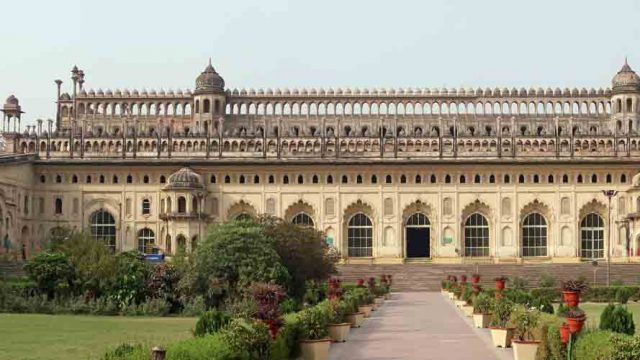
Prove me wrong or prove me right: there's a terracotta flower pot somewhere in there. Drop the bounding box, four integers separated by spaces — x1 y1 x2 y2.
489 327 515 348
567 316 585 333
562 291 580 308
328 323 351 342
495 279 506 290
472 313 492 328
472 275 480 284
462 305 474 317
358 305 373 318
345 312 364 328
559 323 570 344
512 340 540 360
356 279 365 287
299 338 331 360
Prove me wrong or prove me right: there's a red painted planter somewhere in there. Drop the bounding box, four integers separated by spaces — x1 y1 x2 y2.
559 323 570 344
356 279 365 287
472 275 480 284
567 317 585 334
562 291 580 308
495 279 506 290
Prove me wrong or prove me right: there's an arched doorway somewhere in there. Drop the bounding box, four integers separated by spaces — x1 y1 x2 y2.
464 213 490 257
405 213 430 258
347 213 373 257
580 213 604 260
521 213 548 257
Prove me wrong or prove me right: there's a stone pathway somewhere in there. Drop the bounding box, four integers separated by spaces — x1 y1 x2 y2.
330 292 506 360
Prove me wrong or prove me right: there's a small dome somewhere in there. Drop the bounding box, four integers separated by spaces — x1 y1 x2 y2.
5 95 19 105
195 59 225 94
165 167 203 190
612 59 640 93
60 93 71 100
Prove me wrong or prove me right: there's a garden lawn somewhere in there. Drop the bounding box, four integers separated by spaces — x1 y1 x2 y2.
580 302 640 328
0 314 197 360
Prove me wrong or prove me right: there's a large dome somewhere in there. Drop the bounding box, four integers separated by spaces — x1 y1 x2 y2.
612 59 640 93
165 167 204 190
195 59 225 94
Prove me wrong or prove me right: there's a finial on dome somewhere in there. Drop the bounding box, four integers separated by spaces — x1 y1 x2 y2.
208 57 212 66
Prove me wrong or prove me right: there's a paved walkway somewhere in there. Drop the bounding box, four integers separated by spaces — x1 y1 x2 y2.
330 292 505 360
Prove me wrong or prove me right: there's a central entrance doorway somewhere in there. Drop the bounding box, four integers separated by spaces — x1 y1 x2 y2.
405 213 430 258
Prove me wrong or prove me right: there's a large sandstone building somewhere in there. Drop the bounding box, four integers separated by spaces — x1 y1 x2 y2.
2 59 640 265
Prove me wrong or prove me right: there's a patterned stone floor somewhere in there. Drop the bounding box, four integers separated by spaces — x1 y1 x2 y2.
329 292 509 360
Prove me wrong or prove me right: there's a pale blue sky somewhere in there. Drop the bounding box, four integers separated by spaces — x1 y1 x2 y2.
2 0 639 124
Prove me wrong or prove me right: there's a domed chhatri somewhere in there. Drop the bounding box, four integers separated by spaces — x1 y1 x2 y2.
165 167 204 190
612 59 640 93
194 58 225 94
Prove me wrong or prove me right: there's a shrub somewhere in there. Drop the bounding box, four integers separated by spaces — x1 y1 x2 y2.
279 298 298 314
195 310 232 337
575 330 615 360
146 263 180 307
529 287 561 302
529 297 554 314
610 333 640 360
138 298 171 316
270 312 301 360
510 276 528 290
472 292 492 314
101 343 147 360
181 295 206 316
490 297 514 328
109 251 148 308
220 318 271 360
509 305 540 341
536 314 566 360
168 333 248 360
298 305 329 340
24 252 75 299
538 273 557 288
616 287 635 304
600 304 635 335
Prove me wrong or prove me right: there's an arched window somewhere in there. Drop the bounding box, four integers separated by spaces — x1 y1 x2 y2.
341 175 348 184
548 175 554 183
56 175 62 183
177 196 186 213
621 174 627 183
292 212 314 227
385 175 392 184
72 175 78 183
99 175 105 184
474 174 481 184
225 175 231 184
159 175 166 184
127 175 133 184
283 175 289 184
113 175 119 184
591 174 598 183
54 198 63 215
459 175 466 184
489 175 495 183
239 175 245 184
533 175 539 184
400 175 407 184
203 99 211 113
347 213 373 257
405 213 431 258
415 175 422 184
143 175 149 184
312 175 318 184
356 175 363 184
445 174 451 183
210 175 216 184
192 197 198 212
580 213 604 260
522 213 547 257
518 174 525 183
137 228 155 254
430 174 437 183
606 174 612 183
577 174 583 183
195 100 200 113
86 175 92 183
562 174 569 183
141 199 151 215
298 175 304 184
89 209 116 251
326 175 333 184
254 175 260 184
503 174 510 184
464 213 489 257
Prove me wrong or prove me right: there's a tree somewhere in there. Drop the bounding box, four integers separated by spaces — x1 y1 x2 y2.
24 252 75 299
260 216 338 299
194 220 289 301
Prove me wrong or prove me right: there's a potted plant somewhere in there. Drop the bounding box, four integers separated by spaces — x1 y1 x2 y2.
298 306 331 360
343 294 365 328
472 292 493 328
561 280 588 308
471 273 481 284
454 285 467 308
494 276 508 291
327 277 343 301
355 289 374 317
562 308 586 333
356 278 365 287
559 323 570 344
326 300 351 343
510 305 541 360
489 297 515 348
461 286 475 317
460 274 468 285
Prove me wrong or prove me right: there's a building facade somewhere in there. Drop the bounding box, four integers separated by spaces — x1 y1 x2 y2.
2 60 640 264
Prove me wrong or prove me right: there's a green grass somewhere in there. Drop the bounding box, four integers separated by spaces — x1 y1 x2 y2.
579 302 640 329
0 314 197 360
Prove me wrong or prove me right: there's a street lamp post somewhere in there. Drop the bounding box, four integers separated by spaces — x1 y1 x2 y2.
602 190 618 286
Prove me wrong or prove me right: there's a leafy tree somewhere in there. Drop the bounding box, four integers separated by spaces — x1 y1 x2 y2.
194 221 289 301
109 251 148 307
24 252 75 299
259 216 338 299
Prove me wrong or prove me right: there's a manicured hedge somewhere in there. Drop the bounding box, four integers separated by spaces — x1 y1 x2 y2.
167 333 248 360
533 313 565 360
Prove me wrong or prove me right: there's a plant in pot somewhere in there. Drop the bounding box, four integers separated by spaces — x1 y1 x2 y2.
327 277 343 300
560 280 588 308
460 274 468 285
343 293 365 328
494 276 508 291
325 300 351 342
354 288 374 317
461 285 475 317
471 273 481 284
472 292 493 328
561 308 586 334
509 305 541 360
298 306 331 360
489 297 515 348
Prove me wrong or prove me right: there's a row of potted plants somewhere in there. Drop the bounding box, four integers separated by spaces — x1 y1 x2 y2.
442 275 589 360
298 275 392 360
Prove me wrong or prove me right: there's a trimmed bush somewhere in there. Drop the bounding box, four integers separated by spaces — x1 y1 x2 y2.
195 310 232 337
600 304 635 335
616 287 635 304
167 333 248 360
220 318 272 360
529 287 561 302
575 330 615 360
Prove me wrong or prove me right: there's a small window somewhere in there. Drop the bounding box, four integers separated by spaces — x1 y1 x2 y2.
254 175 260 184
239 175 245 184
113 175 119 184
312 175 319 184
298 175 304 184
127 175 133 184
400 175 407 184
489 175 495 184
562 174 569 183
143 175 149 184
371 175 377 184
621 174 627 183
533 174 539 184
54 198 63 215
269 175 275 184
356 175 363 184
210 175 216 184
142 199 151 215
177 196 186 213
326 175 333 184
283 175 289 184
225 175 231 184
504 174 510 184
474 174 481 184
430 175 437 184
577 175 583 183
99 175 105 184
518 175 525 184
445 175 451 183
591 174 598 183
385 175 392 184
86 175 92 184
548 175 554 183
72 175 78 183
459 175 466 184
40 175 46 183
606 174 612 184
160 175 166 184
56 175 62 183
341 175 348 184
415 175 422 184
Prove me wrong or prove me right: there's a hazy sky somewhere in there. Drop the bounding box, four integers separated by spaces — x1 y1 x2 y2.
2 0 639 125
